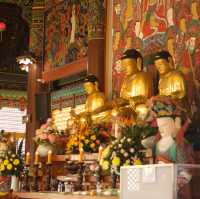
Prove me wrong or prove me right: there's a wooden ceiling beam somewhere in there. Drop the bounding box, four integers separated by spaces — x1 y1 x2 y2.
42 57 88 82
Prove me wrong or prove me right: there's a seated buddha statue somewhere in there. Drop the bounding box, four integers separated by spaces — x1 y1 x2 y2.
113 49 153 120
152 50 186 100
80 75 110 123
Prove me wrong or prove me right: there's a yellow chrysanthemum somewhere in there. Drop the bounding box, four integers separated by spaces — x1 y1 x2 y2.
84 139 89 144
13 159 20 166
90 143 95 148
0 164 5 171
112 156 121 167
134 159 142 165
3 159 9 166
90 135 96 141
7 164 13 170
102 146 110 158
101 160 109 170
124 160 130 166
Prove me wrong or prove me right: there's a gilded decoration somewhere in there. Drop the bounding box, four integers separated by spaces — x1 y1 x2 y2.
112 0 200 117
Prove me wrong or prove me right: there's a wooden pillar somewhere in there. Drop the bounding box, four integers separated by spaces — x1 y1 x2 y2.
25 63 40 160
26 2 47 164
87 0 105 92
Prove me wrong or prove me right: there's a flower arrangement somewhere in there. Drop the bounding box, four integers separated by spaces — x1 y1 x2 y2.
100 124 157 174
0 140 23 177
0 130 16 156
67 123 113 154
34 118 63 146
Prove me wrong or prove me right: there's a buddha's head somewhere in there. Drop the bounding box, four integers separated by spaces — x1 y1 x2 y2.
83 75 98 95
121 49 143 76
153 51 174 76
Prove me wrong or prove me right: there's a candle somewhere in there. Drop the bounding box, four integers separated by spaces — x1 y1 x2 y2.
47 150 52 164
98 146 103 162
25 152 30 166
79 148 84 162
34 151 39 165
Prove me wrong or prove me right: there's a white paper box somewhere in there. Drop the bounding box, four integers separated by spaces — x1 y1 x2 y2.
120 164 200 199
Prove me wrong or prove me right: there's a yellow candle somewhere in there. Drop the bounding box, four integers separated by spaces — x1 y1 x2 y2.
25 152 30 166
98 146 103 162
79 148 84 162
34 151 39 165
47 150 52 164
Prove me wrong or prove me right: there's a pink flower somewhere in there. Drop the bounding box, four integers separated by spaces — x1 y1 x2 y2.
41 124 48 129
48 134 56 144
47 118 52 124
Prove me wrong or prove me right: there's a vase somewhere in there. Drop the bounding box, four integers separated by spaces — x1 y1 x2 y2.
36 144 54 157
10 175 19 191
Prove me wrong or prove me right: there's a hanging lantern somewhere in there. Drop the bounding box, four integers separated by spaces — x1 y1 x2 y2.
0 22 6 32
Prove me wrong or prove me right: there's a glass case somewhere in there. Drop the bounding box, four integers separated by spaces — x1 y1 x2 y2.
120 164 200 199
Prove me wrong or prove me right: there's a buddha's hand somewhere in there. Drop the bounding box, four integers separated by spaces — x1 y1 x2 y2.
129 96 147 109
111 97 129 107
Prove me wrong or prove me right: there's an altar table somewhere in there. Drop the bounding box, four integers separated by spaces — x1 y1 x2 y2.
14 192 119 199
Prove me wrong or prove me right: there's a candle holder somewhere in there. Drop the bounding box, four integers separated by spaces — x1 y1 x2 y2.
24 165 30 191
33 163 39 191
78 162 85 190
45 163 52 191
95 161 102 184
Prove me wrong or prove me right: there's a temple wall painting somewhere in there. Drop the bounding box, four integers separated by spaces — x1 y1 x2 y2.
112 0 200 118
44 0 89 69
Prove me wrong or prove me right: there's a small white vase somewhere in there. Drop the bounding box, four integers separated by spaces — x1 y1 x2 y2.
10 175 19 191
36 144 54 157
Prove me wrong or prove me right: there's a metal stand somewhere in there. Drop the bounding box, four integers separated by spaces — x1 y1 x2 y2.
45 164 52 191
33 164 39 191
24 165 30 191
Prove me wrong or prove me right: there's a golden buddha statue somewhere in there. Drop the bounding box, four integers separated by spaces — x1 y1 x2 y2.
83 75 105 113
153 50 186 100
117 49 153 118
80 75 110 123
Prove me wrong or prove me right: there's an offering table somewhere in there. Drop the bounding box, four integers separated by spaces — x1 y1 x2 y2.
13 192 119 199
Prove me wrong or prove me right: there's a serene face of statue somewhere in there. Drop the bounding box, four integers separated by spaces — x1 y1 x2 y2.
121 58 138 76
83 82 95 94
157 117 178 138
154 58 172 75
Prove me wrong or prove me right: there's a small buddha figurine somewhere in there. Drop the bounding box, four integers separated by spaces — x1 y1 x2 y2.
153 50 186 100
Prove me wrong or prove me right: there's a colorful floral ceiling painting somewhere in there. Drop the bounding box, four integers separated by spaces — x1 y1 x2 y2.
44 0 88 69
112 0 200 117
